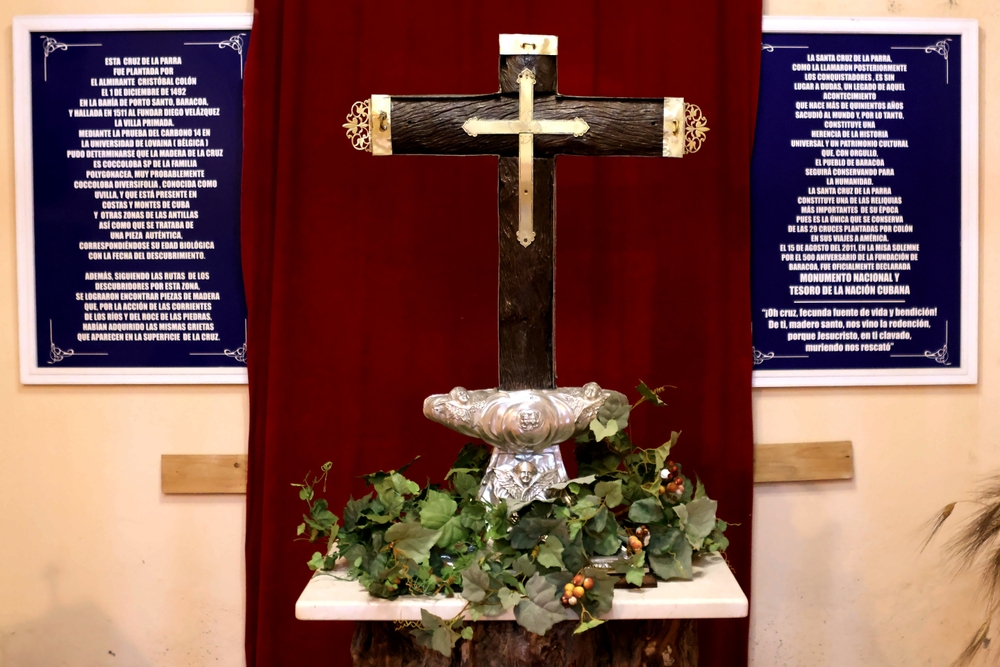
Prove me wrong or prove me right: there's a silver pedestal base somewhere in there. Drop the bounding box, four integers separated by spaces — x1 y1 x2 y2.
478 444 568 505
423 382 628 505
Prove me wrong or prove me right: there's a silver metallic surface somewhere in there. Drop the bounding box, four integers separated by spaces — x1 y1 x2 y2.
423 383 627 502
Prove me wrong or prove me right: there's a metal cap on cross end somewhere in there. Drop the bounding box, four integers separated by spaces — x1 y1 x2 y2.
499 34 557 55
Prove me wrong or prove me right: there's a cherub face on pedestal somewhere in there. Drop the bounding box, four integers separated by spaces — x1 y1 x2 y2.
513 460 537 487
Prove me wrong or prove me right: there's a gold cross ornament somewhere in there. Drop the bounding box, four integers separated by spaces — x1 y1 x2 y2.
462 69 589 247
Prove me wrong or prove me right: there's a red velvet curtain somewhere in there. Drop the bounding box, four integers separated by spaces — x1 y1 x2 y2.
242 2 761 665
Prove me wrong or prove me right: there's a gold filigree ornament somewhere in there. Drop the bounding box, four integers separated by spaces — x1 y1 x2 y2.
343 99 372 152
684 103 710 154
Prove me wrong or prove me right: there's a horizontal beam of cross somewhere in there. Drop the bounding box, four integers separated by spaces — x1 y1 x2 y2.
388 95 666 158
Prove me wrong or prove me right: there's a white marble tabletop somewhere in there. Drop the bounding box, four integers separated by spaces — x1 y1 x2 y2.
296 554 747 622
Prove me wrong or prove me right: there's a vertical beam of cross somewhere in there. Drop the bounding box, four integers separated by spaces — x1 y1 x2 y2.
499 49 556 389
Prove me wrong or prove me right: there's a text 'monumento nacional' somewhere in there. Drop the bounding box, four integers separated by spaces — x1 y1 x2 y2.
752 17 978 386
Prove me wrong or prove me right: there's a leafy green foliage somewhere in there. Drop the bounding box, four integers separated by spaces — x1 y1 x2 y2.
514 574 568 636
293 382 729 658
410 609 463 656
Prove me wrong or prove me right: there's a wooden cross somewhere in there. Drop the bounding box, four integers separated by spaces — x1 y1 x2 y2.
343 34 709 392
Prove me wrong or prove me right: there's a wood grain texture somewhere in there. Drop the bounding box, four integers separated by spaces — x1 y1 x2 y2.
160 454 247 494
499 54 557 93
390 96 664 157
753 441 854 483
498 157 554 390
350 618 696 667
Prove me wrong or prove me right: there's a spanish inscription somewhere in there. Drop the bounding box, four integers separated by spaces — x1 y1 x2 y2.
752 33 963 373
29 30 248 372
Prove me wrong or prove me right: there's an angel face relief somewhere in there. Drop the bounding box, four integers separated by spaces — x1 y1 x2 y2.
423 383 627 502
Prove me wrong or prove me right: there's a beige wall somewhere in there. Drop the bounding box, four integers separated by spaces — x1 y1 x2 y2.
0 2 251 666
0 1 995 666
753 0 996 665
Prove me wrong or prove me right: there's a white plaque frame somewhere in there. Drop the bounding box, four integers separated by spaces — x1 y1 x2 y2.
753 16 979 388
14 14 253 385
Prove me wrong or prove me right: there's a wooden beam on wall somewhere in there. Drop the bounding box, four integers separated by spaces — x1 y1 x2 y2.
753 441 854 484
161 442 854 494
161 454 247 494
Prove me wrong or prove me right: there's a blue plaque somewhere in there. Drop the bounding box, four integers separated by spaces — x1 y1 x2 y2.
14 15 251 383
752 18 978 386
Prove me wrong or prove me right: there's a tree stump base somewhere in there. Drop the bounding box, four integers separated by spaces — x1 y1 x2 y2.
350 619 697 667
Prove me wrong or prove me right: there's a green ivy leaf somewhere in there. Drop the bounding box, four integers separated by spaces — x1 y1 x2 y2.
371 488 405 521
675 497 718 550
513 554 537 579
419 489 464 548
611 551 646 587
309 500 338 533
410 609 458 657
498 586 522 611
625 566 645 587
384 523 441 564
567 519 584 541
570 495 601 521
597 392 631 424
307 551 325 571
581 532 616 558
652 433 679 472
342 494 371 531
514 574 568 636
574 618 606 634
589 418 619 441
647 539 693 581
549 475 597 492
582 568 616 616
594 480 623 508
390 472 420 496
509 517 561 550
296 522 306 536
585 506 609 535
694 475 707 500
460 561 490 603
559 534 588 573
536 538 566 570
460 626 474 640
582 510 621 557
628 497 664 523
646 525 681 556
636 380 667 406
436 517 466 549
452 472 479 499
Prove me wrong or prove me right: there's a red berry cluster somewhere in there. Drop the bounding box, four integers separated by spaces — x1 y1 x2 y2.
658 461 684 497
561 574 594 607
